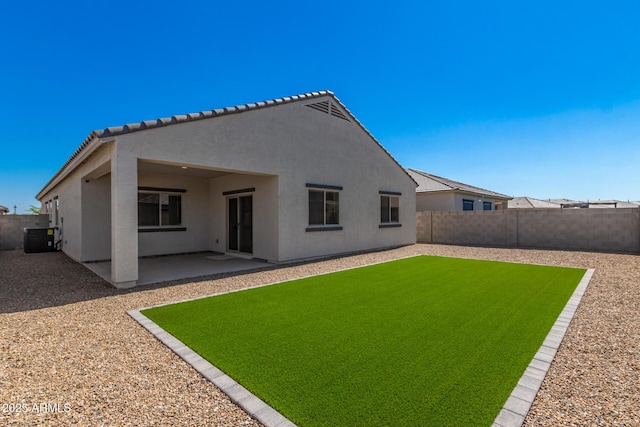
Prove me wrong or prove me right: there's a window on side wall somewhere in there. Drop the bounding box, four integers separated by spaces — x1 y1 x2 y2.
54 199 59 226
483 201 492 211
380 195 400 223
308 189 340 226
138 192 182 227
462 199 474 211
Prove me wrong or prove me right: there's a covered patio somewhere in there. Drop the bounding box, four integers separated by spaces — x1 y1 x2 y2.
78 156 279 288
83 252 271 286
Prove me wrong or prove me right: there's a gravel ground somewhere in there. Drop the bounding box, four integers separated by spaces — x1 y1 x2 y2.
1 244 638 426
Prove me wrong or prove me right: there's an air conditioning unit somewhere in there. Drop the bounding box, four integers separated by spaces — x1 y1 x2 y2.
23 227 56 253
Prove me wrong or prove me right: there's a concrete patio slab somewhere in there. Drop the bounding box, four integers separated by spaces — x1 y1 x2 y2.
84 252 270 285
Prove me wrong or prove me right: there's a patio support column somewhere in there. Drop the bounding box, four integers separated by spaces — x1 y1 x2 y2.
110 142 138 288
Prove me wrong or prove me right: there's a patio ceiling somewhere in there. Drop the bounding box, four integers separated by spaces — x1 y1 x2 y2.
138 160 233 179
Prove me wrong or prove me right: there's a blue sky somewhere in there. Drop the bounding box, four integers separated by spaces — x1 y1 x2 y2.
2 1 639 213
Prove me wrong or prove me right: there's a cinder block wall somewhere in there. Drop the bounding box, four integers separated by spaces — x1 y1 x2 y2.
0 215 50 250
417 208 640 254
416 211 432 243
431 210 509 247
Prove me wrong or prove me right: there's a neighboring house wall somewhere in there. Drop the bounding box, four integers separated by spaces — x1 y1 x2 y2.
0 214 49 250
416 192 454 211
452 193 505 211
416 192 507 212
416 208 640 253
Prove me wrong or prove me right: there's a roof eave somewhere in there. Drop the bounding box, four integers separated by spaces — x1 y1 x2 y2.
36 132 107 200
417 188 512 200
36 90 417 199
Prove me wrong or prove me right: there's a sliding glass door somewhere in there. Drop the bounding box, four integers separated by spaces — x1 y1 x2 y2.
227 195 253 254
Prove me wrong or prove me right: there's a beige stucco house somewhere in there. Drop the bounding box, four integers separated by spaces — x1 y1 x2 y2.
407 168 511 212
36 91 417 288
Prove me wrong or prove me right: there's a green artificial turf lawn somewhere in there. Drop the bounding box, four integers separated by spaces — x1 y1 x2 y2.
142 256 586 427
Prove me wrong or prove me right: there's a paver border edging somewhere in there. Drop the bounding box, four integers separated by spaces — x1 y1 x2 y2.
492 268 595 427
127 309 297 427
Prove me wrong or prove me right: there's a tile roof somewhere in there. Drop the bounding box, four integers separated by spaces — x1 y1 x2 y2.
549 198 577 205
406 169 512 200
509 197 640 209
575 200 640 208
60 91 338 182
38 91 416 199
98 91 339 139
508 197 561 208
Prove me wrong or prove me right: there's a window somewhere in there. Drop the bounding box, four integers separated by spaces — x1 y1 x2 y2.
138 192 182 226
308 190 340 226
380 195 399 223
54 198 59 226
483 201 492 211
463 199 474 211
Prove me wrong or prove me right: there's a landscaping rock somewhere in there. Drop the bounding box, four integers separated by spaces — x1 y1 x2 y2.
1 245 638 426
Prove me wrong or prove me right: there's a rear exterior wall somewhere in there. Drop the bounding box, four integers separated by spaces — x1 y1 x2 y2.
117 96 416 262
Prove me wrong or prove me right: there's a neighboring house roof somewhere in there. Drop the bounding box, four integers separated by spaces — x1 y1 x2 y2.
575 200 640 208
508 197 561 208
549 198 577 205
37 91 417 199
0 205 9 214
512 198 640 209
586 200 640 208
406 169 512 200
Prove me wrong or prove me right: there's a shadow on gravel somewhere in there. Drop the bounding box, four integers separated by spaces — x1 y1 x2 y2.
0 250 276 314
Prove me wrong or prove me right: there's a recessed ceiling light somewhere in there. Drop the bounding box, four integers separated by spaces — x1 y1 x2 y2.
181 166 188 169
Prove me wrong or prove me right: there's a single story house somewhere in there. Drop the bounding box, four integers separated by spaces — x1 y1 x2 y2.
407 168 512 212
510 197 640 209
36 91 417 288
549 199 640 209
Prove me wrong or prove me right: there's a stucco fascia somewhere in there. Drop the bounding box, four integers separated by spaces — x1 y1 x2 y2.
37 137 113 201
